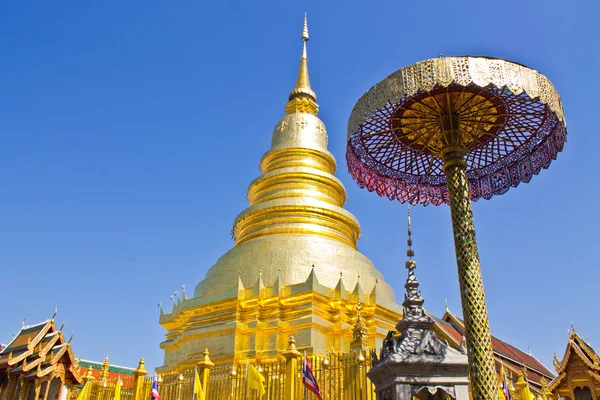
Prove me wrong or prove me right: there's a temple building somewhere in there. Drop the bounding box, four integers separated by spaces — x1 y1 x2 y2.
0 312 81 400
549 326 600 399
158 16 402 369
0 314 137 400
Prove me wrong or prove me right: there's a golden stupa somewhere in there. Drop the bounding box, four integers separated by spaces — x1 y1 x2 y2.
158 16 401 370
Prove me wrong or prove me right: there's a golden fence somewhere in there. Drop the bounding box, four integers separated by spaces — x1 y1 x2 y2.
70 350 376 400
69 379 135 400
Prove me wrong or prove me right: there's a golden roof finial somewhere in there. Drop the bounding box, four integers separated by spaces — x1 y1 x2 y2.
286 13 318 115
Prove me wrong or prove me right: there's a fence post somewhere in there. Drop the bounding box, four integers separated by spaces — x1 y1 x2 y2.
281 335 301 399
196 349 214 398
83 367 95 398
132 358 147 400
176 373 184 400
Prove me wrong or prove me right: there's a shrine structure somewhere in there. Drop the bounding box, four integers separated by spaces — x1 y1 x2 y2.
0 313 137 400
549 326 600 399
0 312 81 400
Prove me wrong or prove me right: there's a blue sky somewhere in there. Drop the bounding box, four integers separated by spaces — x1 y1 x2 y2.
0 1 596 372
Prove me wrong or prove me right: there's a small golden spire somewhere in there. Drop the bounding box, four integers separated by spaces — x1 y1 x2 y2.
286 13 318 115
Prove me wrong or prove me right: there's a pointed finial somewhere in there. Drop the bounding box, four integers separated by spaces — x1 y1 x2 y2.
521 366 528 381
528 345 532 355
499 361 506 377
553 353 560 370
53 306 58 320
444 298 449 312
302 13 309 43
106 345 111 359
406 206 414 260
22 318 26 328
286 13 318 114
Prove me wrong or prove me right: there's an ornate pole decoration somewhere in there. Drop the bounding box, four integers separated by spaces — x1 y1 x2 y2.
346 56 567 399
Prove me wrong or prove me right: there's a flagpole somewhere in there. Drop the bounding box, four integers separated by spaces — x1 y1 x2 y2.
303 351 307 400
244 359 249 400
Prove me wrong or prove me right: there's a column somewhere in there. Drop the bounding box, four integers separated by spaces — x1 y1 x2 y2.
132 359 147 400
442 152 498 400
196 349 214 398
281 336 301 399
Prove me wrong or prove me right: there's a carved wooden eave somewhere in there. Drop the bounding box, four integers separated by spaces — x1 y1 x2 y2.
8 350 31 366
548 372 567 392
588 369 600 385
29 321 53 350
40 333 61 357
575 334 600 364
574 344 598 370
47 363 67 381
554 341 574 374
22 356 43 372
37 364 57 378
50 345 69 365
67 365 83 384
65 346 83 384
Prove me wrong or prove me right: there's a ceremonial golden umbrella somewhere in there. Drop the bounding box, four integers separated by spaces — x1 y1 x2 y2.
346 56 566 399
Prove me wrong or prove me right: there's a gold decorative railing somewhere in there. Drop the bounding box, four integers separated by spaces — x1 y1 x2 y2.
69 347 375 399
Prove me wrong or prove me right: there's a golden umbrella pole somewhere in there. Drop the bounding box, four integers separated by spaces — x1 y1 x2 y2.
442 144 498 399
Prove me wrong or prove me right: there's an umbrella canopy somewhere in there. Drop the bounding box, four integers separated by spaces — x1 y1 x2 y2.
346 56 567 206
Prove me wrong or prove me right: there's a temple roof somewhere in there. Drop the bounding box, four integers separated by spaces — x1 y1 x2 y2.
549 328 600 392
77 359 136 387
79 359 136 376
0 314 82 383
432 309 554 387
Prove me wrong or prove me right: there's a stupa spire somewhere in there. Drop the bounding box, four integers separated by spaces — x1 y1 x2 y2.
395 206 433 334
286 13 318 115
230 12 360 249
